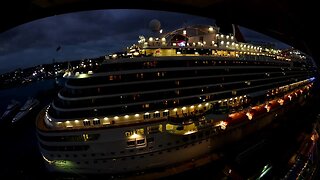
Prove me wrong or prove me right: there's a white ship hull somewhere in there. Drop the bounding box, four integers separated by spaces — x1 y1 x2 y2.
37 95 303 176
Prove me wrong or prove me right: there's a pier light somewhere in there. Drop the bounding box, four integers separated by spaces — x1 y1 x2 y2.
135 114 139 117
190 105 194 109
183 30 187 35
246 112 253 120
264 105 271 112
173 108 178 112
226 35 229 39
159 29 163 33
232 42 235 46
205 103 209 106
220 41 224 45
161 37 166 42
220 34 224 38
124 115 129 119
226 41 230 45
231 36 234 40
208 27 214 32
216 121 228 130
182 107 186 110
114 116 119 120
198 104 202 108
75 120 79 123
149 37 153 42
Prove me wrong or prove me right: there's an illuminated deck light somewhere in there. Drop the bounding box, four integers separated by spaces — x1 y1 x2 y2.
182 107 186 110
103 117 109 120
135 114 139 117
75 120 79 123
246 112 253 120
190 105 194 109
205 103 209 106
129 133 141 139
114 116 119 120
124 115 129 119
198 104 202 108
173 108 178 112
164 109 169 112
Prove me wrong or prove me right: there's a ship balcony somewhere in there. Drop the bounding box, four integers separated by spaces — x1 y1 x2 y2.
165 122 198 136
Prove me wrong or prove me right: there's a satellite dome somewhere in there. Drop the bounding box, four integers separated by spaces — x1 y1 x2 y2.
149 19 161 32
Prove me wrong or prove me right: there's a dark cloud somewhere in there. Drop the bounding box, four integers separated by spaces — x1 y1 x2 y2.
0 9 288 74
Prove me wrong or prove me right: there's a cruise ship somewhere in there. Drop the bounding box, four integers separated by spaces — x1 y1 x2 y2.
36 24 316 176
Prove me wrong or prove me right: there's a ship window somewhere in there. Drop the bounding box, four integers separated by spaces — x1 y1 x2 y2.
137 139 145 145
143 114 151 119
109 75 113 81
93 119 100 125
163 111 169 117
153 112 160 118
127 140 135 147
142 104 149 109
83 120 90 126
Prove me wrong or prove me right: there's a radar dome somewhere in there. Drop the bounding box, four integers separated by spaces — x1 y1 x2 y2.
149 19 161 32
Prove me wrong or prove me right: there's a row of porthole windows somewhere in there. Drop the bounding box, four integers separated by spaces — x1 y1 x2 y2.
48 125 223 159
70 139 208 166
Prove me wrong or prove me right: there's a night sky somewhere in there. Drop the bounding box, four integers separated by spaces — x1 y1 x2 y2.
0 9 290 74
